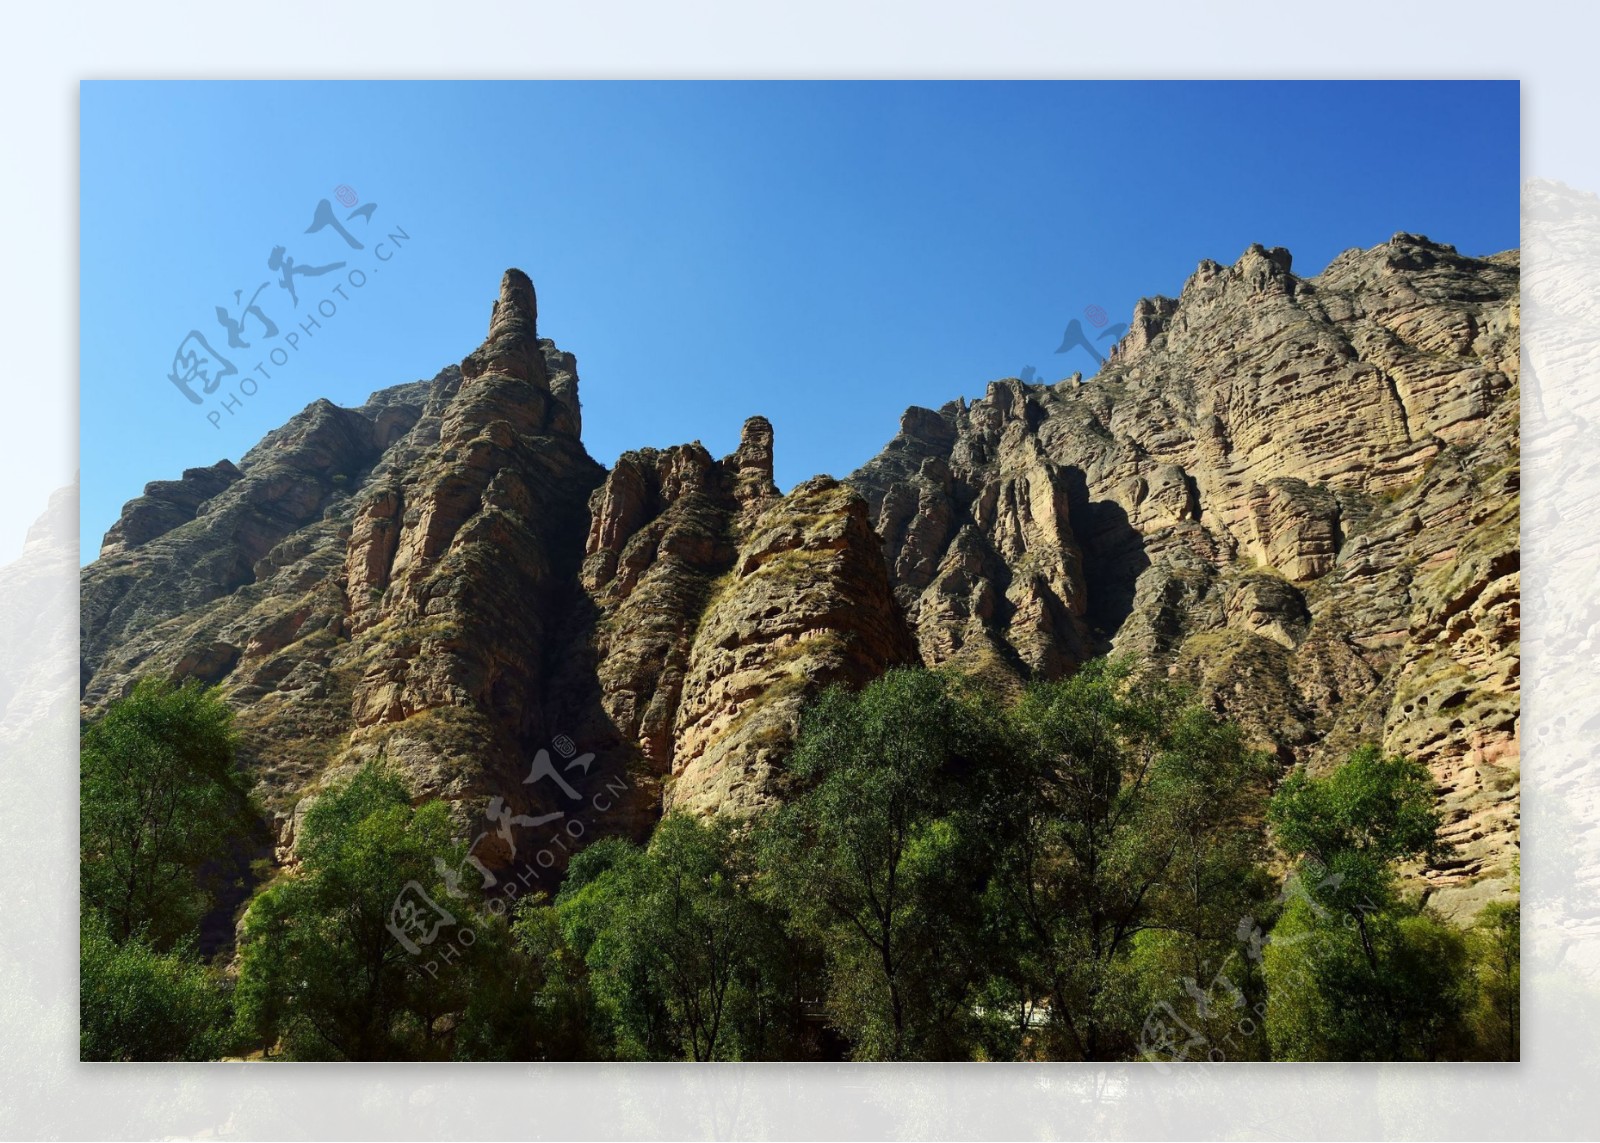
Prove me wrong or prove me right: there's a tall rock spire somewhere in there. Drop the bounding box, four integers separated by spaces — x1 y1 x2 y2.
452 269 583 439
725 415 779 507
461 268 545 388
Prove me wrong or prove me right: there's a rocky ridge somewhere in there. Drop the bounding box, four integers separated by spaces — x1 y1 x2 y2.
80 238 1520 915
80 271 917 865
848 234 1519 916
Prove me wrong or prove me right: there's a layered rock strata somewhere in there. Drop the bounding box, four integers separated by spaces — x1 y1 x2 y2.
82 237 1519 914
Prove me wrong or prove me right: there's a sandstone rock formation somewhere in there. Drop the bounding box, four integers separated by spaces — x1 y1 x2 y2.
574 410 920 821
80 270 919 868
80 238 1519 915
849 234 1520 917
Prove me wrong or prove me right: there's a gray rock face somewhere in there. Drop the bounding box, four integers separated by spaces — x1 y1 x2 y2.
579 418 917 823
98 460 243 558
81 387 437 703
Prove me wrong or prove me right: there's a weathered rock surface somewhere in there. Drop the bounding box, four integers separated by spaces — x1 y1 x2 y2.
667 475 918 814
97 461 243 558
849 234 1520 917
81 272 616 858
80 270 918 866
81 239 1519 914
578 417 916 820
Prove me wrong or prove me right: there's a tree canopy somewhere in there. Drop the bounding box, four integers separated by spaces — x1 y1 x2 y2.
80 678 254 948
82 663 1518 1062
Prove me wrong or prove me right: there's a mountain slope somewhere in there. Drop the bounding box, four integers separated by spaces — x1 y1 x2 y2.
80 239 1519 915
848 235 1519 917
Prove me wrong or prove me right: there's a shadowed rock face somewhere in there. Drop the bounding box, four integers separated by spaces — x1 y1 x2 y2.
81 238 1519 915
848 234 1519 918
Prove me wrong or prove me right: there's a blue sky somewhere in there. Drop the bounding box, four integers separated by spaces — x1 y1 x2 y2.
80 81 1519 561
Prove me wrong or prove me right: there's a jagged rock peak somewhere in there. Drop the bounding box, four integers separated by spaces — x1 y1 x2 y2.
99 459 245 557
452 270 586 438
491 267 538 338
461 268 545 388
724 415 780 506
847 232 1520 917
78 238 1520 917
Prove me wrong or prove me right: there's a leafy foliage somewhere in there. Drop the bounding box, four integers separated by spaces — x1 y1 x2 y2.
1268 744 1447 920
233 763 470 1059
758 668 1008 1060
79 679 251 1060
1262 891 1473 1060
79 911 229 1061
86 664 1518 1062
1464 899 1520 1059
80 678 255 949
457 893 598 1061
1264 746 1480 1060
984 659 1275 1060
232 762 601 1061
556 815 806 1060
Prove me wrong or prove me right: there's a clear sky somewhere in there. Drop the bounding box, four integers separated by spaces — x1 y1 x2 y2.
80 81 1519 561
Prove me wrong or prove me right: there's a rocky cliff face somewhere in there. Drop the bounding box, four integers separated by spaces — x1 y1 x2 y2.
581 426 915 819
81 238 1519 914
80 271 918 865
849 235 1519 917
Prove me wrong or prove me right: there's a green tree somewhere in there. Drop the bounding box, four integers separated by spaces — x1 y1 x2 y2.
555 837 668 1058
1264 745 1471 1060
79 911 229 1061
1262 892 1471 1060
452 893 600 1061
1464 899 1519 1059
1268 744 1447 967
80 678 254 949
232 763 470 1060
757 668 1009 1060
987 659 1274 1061
557 815 803 1060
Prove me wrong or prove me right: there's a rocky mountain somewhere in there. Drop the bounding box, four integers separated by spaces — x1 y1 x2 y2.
80 271 915 868
851 235 1520 918
80 237 1520 916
